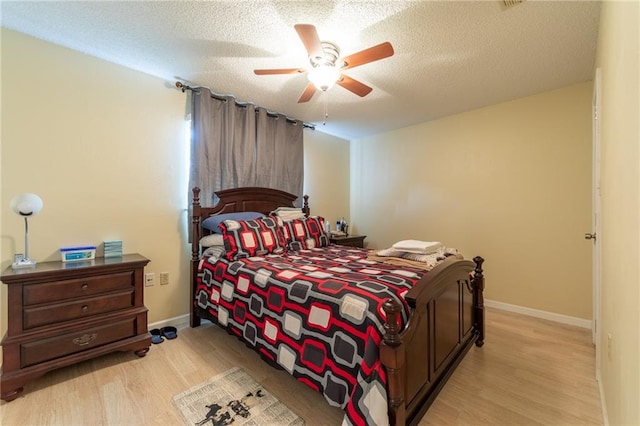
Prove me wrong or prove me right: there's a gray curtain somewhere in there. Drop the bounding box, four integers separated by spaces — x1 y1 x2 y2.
255 107 304 204
189 87 304 207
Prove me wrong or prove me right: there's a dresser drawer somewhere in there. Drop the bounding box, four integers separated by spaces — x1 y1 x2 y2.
20 318 136 367
23 291 134 329
23 272 134 306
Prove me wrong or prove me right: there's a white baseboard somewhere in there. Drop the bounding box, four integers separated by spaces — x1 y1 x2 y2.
485 299 592 329
149 313 190 330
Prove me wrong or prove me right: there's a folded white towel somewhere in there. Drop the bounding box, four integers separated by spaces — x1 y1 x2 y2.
392 240 443 254
272 207 302 213
271 207 306 221
376 247 406 257
278 212 306 221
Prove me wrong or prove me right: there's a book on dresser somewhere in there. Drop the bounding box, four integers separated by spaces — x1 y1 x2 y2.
103 239 123 258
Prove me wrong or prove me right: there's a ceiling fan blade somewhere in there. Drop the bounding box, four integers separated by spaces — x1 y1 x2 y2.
254 68 304 75
297 83 317 103
294 24 323 60
337 74 373 97
341 42 394 70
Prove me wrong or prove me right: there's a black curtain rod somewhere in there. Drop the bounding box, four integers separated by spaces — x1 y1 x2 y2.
175 82 315 130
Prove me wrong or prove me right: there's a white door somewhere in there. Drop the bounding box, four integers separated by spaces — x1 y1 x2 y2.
590 68 602 376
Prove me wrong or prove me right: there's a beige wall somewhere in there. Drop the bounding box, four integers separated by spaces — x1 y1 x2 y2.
0 29 192 341
0 30 350 352
303 129 350 227
351 82 593 320
595 1 640 424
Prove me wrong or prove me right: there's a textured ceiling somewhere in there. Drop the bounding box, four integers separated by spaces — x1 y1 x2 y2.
1 1 601 140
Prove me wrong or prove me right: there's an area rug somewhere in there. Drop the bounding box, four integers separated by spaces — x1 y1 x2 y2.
172 367 304 426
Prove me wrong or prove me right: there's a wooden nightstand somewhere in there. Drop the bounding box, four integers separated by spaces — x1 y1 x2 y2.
0 253 151 402
329 235 367 248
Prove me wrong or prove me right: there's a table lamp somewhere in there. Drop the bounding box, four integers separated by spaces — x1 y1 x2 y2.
11 193 43 269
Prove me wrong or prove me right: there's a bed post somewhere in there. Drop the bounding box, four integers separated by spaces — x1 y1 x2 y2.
472 256 485 347
381 299 406 426
302 194 310 217
190 187 202 328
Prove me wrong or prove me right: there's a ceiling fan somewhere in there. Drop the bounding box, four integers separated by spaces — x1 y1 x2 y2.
254 24 394 103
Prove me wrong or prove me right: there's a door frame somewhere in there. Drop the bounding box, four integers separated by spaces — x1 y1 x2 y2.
591 68 602 376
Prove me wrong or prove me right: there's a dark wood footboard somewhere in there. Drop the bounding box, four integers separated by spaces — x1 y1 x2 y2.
381 256 485 425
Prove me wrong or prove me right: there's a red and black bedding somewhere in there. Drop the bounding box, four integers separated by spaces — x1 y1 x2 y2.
194 214 456 425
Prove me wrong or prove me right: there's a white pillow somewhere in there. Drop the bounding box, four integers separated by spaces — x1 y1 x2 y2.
199 234 224 247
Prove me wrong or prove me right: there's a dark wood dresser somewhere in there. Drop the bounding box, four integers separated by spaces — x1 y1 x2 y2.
0 253 151 401
329 235 367 248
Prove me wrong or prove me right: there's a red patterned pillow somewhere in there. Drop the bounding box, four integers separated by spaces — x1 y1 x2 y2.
282 216 330 250
220 216 287 260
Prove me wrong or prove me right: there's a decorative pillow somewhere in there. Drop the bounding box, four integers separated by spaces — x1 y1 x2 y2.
282 216 330 250
199 234 224 247
202 212 264 233
220 216 287 260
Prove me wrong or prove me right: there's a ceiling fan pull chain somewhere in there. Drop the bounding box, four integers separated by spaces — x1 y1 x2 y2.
323 93 329 125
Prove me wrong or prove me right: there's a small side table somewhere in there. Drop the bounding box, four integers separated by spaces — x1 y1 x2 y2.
330 235 367 248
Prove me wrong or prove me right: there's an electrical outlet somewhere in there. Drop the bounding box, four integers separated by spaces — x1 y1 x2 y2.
145 273 155 287
160 272 169 285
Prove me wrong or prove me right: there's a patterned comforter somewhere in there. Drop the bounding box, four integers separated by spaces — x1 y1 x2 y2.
195 245 429 425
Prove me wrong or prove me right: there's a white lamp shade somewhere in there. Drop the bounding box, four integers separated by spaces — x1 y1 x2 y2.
11 193 43 216
308 65 340 91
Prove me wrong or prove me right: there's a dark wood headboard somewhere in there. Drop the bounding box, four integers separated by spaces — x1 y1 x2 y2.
192 186 309 220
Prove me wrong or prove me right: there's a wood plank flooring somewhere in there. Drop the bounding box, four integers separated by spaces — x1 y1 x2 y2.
0 307 603 425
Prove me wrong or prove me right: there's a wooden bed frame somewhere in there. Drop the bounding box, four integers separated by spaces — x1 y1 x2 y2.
190 186 485 426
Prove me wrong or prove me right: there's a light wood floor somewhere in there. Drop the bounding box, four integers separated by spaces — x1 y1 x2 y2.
0 308 603 425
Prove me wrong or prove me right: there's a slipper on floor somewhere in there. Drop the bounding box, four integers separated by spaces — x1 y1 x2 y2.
150 328 164 344
161 326 178 340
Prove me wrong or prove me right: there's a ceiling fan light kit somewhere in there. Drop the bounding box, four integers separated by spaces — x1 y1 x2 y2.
307 41 341 91
254 24 394 104
308 64 340 91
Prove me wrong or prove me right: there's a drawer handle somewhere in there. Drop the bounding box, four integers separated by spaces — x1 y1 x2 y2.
73 333 97 346
81 305 89 313
81 284 89 291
